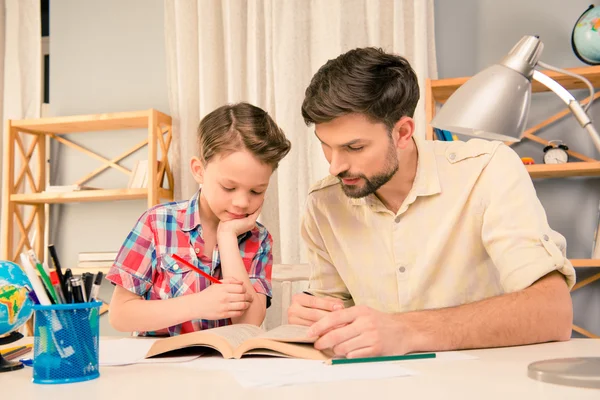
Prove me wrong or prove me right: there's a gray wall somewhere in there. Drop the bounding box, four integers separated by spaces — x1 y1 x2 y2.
50 0 168 336
435 0 600 337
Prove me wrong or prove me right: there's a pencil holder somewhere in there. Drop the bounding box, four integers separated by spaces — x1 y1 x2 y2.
32 302 101 384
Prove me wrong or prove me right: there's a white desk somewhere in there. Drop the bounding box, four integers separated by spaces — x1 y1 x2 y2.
1 338 599 400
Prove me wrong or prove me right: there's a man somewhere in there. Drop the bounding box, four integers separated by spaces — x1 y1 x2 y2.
289 47 575 359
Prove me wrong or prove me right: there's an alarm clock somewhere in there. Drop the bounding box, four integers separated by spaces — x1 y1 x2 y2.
543 140 569 164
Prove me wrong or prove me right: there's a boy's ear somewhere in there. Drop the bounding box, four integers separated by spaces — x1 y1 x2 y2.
190 156 205 184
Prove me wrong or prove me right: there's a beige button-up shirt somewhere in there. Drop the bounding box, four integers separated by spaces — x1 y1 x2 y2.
302 136 575 312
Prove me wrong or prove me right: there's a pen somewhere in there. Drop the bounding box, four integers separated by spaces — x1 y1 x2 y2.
70 276 87 303
33 261 59 304
172 254 221 284
19 253 51 305
82 272 94 300
63 268 73 303
48 244 68 303
326 352 437 365
50 271 66 304
89 272 104 302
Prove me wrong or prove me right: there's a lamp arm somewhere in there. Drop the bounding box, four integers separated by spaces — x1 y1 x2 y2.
537 61 595 112
533 70 600 154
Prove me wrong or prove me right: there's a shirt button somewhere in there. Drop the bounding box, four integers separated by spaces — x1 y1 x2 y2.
195 248 200 254
449 152 456 161
394 216 401 223
398 266 406 273
173 265 179 271
543 234 549 241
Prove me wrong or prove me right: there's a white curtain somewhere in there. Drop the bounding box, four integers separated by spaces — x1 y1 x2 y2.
165 0 437 264
0 0 41 241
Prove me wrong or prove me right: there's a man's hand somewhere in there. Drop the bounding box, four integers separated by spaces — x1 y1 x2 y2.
308 305 413 358
287 292 345 326
194 277 254 320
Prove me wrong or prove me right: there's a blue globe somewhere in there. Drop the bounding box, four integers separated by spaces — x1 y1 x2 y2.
0 260 34 337
572 5 600 65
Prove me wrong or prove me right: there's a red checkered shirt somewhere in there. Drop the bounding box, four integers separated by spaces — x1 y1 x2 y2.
106 190 273 336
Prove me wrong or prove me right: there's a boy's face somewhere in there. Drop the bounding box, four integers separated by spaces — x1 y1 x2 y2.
315 113 413 198
191 149 272 222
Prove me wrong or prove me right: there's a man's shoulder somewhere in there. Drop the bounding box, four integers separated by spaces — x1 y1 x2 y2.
308 175 342 196
435 138 505 165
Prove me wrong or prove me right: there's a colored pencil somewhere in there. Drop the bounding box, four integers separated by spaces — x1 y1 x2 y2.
171 254 221 284
326 352 436 365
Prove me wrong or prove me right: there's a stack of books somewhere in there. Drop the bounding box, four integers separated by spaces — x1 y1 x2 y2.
77 251 118 269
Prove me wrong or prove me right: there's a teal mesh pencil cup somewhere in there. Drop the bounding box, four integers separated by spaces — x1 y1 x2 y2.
32 301 101 384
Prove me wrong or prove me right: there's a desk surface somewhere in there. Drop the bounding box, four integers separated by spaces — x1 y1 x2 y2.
2 338 599 400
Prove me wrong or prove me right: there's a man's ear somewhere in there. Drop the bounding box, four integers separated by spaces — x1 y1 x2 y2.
190 156 205 184
391 116 415 150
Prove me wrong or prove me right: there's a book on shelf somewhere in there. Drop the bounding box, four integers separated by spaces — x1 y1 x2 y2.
78 251 118 262
44 184 99 192
140 324 328 361
128 160 166 189
76 261 114 269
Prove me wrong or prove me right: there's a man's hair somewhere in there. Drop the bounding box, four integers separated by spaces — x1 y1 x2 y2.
198 102 291 169
301 47 420 131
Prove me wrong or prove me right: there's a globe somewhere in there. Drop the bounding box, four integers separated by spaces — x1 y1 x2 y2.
572 5 600 65
0 260 34 338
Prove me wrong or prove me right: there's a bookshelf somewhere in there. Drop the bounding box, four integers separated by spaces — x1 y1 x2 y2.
1 109 174 264
425 65 600 338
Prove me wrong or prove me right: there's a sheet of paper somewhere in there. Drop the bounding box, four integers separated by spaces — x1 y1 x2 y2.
180 356 413 387
99 338 158 366
232 362 415 388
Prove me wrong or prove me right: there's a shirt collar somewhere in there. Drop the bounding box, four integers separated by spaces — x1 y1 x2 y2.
348 134 441 208
182 190 202 233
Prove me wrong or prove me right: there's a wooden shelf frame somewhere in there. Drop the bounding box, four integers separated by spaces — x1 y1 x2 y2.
1 109 174 263
425 66 600 338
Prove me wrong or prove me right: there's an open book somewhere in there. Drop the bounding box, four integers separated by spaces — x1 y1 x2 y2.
143 324 329 361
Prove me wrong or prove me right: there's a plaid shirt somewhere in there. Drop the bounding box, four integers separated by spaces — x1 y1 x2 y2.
106 190 273 336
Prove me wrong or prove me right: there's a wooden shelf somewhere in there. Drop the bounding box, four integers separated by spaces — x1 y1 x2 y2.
11 109 172 135
571 259 600 268
10 188 173 205
526 162 600 179
429 66 600 103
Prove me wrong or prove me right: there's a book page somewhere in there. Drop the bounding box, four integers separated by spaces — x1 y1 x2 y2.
256 324 316 344
146 324 264 359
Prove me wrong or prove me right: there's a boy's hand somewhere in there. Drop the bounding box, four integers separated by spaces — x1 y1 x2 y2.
194 277 254 320
217 206 262 237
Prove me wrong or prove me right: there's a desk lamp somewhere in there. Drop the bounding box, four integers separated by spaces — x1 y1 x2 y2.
431 35 600 389
432 35 600 154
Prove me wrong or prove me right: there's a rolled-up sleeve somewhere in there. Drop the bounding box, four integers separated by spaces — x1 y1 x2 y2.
106 211 156 296
481 145 576 291
247 231 274 306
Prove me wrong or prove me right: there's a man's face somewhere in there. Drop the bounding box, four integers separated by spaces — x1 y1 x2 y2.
315 114 399 198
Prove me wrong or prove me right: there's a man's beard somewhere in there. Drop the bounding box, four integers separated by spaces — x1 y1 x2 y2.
338 144 399 198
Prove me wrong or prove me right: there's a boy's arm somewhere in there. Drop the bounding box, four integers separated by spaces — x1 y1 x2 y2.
109 283 252 332
218 232 268 326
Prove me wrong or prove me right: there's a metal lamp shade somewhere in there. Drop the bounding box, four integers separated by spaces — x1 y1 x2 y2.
431 64 532 142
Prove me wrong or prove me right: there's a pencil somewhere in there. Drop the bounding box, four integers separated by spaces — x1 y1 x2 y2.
326 352 436 365
171 254 222 284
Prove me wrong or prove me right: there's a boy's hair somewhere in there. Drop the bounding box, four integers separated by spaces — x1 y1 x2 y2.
198 102 291 169
301 47 420 131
